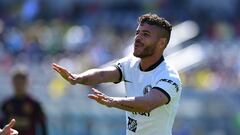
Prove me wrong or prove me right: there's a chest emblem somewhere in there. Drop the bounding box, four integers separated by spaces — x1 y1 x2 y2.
143 85 152 95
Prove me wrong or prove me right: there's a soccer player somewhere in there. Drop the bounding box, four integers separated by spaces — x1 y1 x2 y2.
0 68 47 135
0 119 18 135
52 13 182 135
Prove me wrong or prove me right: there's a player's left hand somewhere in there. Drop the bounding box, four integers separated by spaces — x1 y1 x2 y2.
88 88 113 107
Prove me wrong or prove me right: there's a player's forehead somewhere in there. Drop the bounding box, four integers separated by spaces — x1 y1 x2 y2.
136 23 159 33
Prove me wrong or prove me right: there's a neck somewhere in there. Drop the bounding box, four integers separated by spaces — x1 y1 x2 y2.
15 92 26 98
140 52 163 71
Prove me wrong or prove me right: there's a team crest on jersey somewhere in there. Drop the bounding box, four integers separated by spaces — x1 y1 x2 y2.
127 117 137 132
143 85 152 95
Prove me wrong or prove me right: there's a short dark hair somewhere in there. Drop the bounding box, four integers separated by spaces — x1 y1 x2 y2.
12 71 28 80
138 13 172 45
11 66 28 80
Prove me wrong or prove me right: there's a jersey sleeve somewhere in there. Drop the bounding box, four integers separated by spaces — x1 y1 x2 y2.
113 57 131 84
153 77 181 104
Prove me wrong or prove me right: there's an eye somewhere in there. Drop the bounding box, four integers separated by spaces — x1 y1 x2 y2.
135 31 139 35
143 33 149 37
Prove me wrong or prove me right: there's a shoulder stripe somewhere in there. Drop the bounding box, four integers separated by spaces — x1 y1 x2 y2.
113 65 122 84
152 87 171 104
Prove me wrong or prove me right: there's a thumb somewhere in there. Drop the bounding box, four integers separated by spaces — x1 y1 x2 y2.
68 76 77 85
5 119 16 129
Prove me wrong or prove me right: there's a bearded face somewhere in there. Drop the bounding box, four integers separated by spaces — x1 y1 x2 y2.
133 23 162 58
133 39 157 58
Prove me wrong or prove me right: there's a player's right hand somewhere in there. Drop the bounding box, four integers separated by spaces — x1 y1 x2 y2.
52 63 78 85
0 119 18 135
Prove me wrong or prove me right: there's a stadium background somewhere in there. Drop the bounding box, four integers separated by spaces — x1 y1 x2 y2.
0 0 240 135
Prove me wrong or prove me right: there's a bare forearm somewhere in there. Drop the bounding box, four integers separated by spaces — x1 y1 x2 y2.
89 88 169 114
76 69 103 85
110 97 153 113
76 67 119 85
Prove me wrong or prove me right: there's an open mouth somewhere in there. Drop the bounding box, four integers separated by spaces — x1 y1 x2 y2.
134 41 144 48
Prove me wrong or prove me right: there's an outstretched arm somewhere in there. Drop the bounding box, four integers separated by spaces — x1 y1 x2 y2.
88 88 169 113
52 63 121 85
0 119 18 135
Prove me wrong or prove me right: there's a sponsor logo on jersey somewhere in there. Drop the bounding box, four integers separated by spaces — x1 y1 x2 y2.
132 112 150 117
157 79 179 92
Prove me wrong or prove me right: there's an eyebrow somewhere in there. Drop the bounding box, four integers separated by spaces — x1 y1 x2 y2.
136 29 151 34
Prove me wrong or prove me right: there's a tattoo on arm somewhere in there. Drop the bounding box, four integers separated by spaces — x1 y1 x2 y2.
120 103 135 109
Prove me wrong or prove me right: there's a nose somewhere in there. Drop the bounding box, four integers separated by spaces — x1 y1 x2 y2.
135 34 143 42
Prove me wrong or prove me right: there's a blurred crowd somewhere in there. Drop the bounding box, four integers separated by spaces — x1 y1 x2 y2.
0 0 240 135
0 0 240 91
182 40 240 91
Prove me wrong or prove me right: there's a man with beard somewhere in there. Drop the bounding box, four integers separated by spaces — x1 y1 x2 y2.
52 13 182 135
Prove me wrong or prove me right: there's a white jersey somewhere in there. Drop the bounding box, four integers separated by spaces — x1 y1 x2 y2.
115 56 182 135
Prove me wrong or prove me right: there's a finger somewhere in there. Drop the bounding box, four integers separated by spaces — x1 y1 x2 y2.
88 94 99 100
53 66 70 77
52 66 61 73
53 68 67 77
11 129 18 135
52 63 58 68
91 88 109 100
91 88 102 94
95 92 107 99
52 65 67 74
88 95 105 104
52 63 62 71
56 67 68 73
58 68 74 78
52 63 76 80
52 63 58 66
52 63 64 69
52 64 68 73
88 94 104 101
6 119 16 129
95 93 107 100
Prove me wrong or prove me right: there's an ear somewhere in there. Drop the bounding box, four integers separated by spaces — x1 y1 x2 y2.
157 38 167 49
